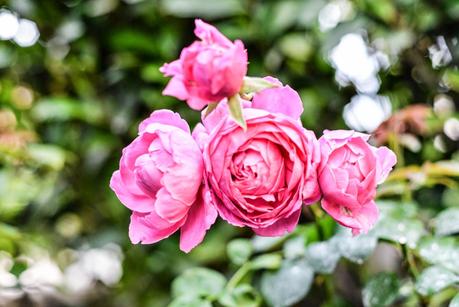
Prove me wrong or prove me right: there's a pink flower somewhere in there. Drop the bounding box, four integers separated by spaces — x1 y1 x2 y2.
318 130 397 235
202 90 321 236
160 19 248 110
110 110 217 252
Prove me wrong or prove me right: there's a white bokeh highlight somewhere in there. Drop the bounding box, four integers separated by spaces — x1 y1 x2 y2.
330 33 388 94
0 10 19 40
318 0 354 31
13 18 39 47
343 94 392 132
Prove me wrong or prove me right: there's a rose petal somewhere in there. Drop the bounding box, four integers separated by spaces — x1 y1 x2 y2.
110 171 154 213
155 188 190 223
194 19 232 46
162 77 189 102
179 185 218 252
252 84 303 120
129 211 184 244
375 146 397 184
252 209 301 236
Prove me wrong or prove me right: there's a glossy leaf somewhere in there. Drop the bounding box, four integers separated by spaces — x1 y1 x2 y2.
219 284 261 307
260 258 314 307
435 208 459 236
304 240 340 274
172 268 226 300
415 266 459 296
418 237 459 274
362 272 400 307
227 238 253 265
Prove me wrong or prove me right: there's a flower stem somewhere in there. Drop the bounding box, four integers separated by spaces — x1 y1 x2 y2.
226 262 252 290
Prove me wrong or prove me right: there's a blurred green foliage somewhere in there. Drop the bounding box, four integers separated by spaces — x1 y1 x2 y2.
0 0 459 306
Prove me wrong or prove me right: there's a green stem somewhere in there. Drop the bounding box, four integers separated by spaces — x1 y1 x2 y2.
427 287 458 307
226 262 252 290
389 132 404 167
402 244 419 278
308 204 325 241
324 275 335 302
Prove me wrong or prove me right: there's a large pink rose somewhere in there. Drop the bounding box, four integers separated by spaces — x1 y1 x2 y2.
318 130 397 235
160 19 248 110
110 110 217 252
201 86 320 236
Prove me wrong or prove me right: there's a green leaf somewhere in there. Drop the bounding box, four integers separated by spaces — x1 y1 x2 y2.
32 97 104 124
0 169 41 220
435 208 459 236
278 33 313 62
241 76 279 94
141 63 165 82
415 266 459 296
304 241 340 274
160 0 245 18
252 235 286 252
204 102 219 118
450 293 459 307
251 254 282 270
443 188 459 208
366 0 397 24
362 272 400 307
294 224 320 244
283 236 306 259
27 144 67 170
219 284 261 307
260 258 314 307
172 268 226 300
373 201 425 248
168 296 212 307
377 200 418 219
228 94 246 130
443 69 459 93
418 237 459 274
375 218 424 248
332 229 377 264
227 239 253 266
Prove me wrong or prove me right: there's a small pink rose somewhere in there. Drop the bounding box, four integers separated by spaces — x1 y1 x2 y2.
318 130 397 235
110 110 217 252
203 97 321 236
160 19 248 110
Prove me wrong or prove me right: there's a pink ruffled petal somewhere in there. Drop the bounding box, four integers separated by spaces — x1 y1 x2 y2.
129 211 184 244
139 110 190 134
321 198 379 234
252 83 303 120
194 19 232 46
375 146 397 184
187 96 211 111
160 60 182 77
192 123 210 151
155 188 190 223
252 209 301 236
110 171 154 213
179 185 218 253
162 76 189 101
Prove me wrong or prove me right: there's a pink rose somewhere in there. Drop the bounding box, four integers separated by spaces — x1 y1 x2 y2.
160 19 248 110
201 88 321 236
318 130 397 235
110 110 217 252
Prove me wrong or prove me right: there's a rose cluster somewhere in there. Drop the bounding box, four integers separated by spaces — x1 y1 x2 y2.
110 20 396 252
